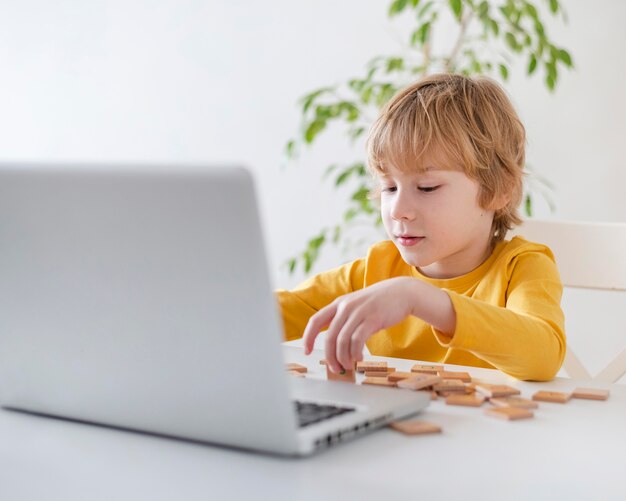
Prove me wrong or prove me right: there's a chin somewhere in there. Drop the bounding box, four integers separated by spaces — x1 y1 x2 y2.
398 250 431 268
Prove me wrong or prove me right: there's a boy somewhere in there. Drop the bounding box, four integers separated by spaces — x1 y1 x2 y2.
277 74 565 381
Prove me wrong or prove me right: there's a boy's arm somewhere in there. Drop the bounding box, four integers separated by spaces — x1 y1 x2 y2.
424 251 566 381
276 259 365 341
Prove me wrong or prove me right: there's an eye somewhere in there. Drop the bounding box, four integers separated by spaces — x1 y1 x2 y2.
418 185 440 193
381 186 397 193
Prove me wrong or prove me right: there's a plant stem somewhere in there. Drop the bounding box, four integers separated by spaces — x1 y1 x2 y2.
445 10 474 72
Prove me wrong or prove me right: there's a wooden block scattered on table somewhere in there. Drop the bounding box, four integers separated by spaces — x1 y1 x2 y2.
389 420 442 435
445 393 486 407
287 370 305 377
433 380 466 393
387 371 414 382
411 364 444 374
364 371 390 378
490 396 538 409
319 359 328 366
326 365 356 383
437 371 472 382
572 387 610 401
475 383 520 398
396 374 441 391
362 377 397 387
356 361 388 373
285 363 307 374
532 390 571 403
485 406 534 421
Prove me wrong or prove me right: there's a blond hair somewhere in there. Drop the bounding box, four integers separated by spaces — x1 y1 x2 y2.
366 73 525 242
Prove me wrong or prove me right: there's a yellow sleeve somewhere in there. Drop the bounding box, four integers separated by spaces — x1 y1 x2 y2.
432 251 566 381
276 259 366 341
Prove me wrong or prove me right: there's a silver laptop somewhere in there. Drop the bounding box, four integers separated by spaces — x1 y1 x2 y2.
0 164 428 456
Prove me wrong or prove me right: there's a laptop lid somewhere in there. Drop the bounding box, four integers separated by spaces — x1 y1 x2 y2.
0 164 300 453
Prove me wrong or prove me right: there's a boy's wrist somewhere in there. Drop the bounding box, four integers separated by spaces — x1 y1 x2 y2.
407 278 456 336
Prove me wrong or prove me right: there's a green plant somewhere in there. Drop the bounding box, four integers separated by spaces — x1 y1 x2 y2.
285 0 573 275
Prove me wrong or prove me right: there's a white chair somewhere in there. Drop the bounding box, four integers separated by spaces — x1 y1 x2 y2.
510 219 626 383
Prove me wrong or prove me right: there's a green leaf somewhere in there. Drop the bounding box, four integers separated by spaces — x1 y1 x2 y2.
504 32 518 52
344 208 359 222
388 0 409 16
304 119 326 144
557 49 573 67
527 54 537 75
489 18 499 36
332 225 342 243
478 0 489 18
323 164 339 179
549 0 559 14
362 86 373 104
287 258 296 274
499 63 509 81
524 194 532 217
417 0 435 19
386 57 405 72
414 22 431 45
349 127 366 141
351 186 370 202
546 73 556 91
336 169 352 186
449 0 462 20
301 87 331 114
524 3 538 20
285 139 296 159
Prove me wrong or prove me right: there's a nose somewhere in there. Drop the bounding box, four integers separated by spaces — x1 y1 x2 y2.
389 189 417 221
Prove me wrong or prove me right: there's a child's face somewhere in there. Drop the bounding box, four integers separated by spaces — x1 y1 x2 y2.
378 152 495 279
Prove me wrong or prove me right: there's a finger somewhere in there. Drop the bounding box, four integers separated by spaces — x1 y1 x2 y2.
324 303 352 373
350 321 375 363
335 314 366 371
302 304 337 355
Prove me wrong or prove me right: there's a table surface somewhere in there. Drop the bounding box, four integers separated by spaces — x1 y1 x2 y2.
1 345 625 501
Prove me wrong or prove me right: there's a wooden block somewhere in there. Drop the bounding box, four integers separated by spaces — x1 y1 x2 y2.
433 380 466 393
489 396 538 409
326 365 356 383
572 387 610 401
475 383 521 398
532 390 571 403
287 370 305 377
389 420 441 435
387 371 414 382
364 368 396 377
437 371 472 382
396 374 441 391
356 361 388 373
445 393 486 407
411 364 444 374
285 363 307 374
485 406 534 421
319 359 328 366
362 377 397 387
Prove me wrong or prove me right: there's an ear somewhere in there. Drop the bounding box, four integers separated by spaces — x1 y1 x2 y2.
486 193 510 212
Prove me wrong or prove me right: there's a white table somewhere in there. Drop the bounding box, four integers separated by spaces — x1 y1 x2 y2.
1 345 625 501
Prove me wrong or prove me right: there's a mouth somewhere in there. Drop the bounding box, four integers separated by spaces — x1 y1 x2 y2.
395 235 424 247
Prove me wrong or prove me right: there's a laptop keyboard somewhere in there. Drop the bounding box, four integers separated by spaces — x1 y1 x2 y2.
294 400 355 428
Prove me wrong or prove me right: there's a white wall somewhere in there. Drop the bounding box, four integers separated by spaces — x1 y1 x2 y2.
1 0 624 377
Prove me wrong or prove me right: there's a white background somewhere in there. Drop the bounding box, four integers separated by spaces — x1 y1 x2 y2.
1 0 624 378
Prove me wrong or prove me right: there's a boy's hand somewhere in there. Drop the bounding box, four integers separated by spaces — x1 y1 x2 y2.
302 277 420 374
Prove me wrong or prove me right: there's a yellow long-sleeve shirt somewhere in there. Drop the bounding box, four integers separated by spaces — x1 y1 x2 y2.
277 236 566 381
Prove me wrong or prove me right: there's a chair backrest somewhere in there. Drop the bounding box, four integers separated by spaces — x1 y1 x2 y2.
509 219 626 383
